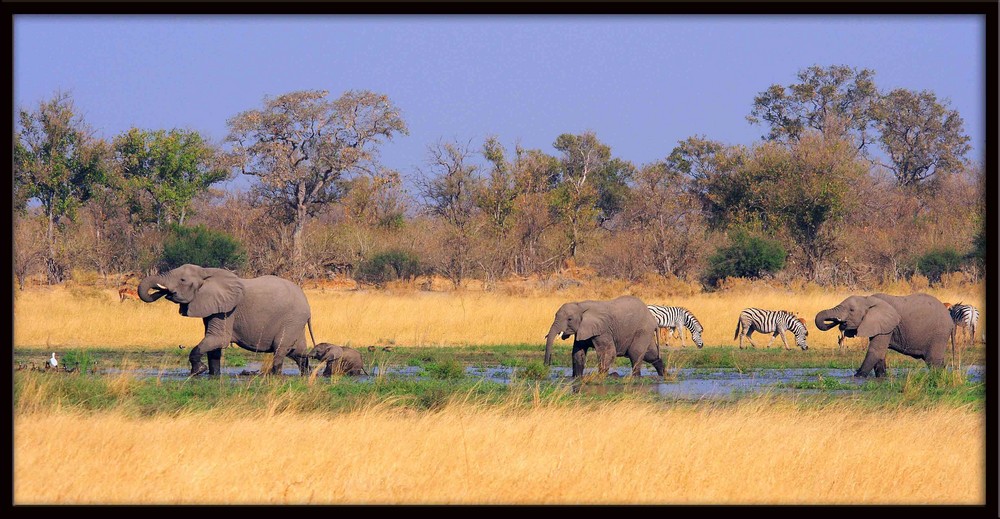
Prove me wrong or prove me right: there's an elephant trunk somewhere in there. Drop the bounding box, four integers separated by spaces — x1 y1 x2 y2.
544 323 561 366
138 274 168 303
814 308 843 331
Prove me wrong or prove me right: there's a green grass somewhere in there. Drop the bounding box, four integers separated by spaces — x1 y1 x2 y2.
16 343 985 373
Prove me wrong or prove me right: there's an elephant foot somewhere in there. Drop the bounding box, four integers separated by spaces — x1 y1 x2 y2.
190 362 208 376
208 358 222 376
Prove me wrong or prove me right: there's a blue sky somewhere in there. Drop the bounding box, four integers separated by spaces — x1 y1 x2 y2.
13 14 987 192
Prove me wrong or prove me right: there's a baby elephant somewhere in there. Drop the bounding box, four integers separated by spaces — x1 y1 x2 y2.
310 343 368 376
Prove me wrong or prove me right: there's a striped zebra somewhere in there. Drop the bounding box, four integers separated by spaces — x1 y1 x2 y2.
733 308 809 350
945 302 980 345
647 305 705 348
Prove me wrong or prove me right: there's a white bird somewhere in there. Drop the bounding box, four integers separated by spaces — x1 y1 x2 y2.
49 352 58 369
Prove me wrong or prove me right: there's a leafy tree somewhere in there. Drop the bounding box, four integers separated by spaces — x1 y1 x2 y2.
748 65 879 153
226 89 407 265
114 127 229 228
697 134 865 280
551 131 631 258
15 91 110 283
916 248 963 284
356 250 421 286
875 88 971 187
159 224 246 271
704 230 787 287
479 140 560 277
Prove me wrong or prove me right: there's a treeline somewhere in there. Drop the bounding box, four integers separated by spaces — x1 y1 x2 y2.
13 65 984 290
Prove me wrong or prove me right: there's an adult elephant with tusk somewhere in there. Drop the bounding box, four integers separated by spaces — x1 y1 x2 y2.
814 293 955 378
544 295 664 378
139 264 316 376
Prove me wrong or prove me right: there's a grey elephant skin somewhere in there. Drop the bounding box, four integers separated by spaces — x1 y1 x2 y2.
310 343 367 376
139 264 315 376
544 295 665 378
814 293 955 378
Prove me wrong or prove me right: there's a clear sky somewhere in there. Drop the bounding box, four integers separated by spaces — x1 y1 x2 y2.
13 14 987 192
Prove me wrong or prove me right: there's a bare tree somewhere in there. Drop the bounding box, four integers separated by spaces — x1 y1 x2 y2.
226 89 407 267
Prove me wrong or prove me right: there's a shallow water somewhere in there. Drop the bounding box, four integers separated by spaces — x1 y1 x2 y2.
97 363 985 400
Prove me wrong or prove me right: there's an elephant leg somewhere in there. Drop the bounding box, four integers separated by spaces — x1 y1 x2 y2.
873 358 887 378
285 339 309 376
592 336 617 376
323 361 334 377
206 348 223 375
855 335 890 377
643 348 665 377
189 327 230 376
571 342 588 378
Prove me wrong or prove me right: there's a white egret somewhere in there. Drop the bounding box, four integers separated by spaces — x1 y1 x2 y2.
49 352 58 369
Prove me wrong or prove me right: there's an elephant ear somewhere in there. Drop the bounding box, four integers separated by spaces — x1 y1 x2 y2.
857 297 901 338
186 268 245 318
576 311 608 341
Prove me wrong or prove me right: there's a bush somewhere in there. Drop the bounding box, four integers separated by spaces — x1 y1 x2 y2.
917 248 963 284
356 250 421 287
703 231 786 287
159 224 246 271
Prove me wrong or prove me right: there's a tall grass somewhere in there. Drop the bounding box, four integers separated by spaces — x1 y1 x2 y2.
13 399 983 505
15 285 985 350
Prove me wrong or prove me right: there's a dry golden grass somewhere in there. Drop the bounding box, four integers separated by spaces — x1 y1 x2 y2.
14 401 983 505
14 284 985 349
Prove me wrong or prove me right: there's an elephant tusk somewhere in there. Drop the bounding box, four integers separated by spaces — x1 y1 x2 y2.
156 283 167 290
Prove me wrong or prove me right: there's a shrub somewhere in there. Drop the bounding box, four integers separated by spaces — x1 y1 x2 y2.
159 224 246 271
356 250 421 287
917 248 963 284
703 231 786 287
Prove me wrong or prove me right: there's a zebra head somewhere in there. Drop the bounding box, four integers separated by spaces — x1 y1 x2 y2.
792 317 809 350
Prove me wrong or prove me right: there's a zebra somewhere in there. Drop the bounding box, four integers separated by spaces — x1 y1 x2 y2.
733 308 809 350
945 302 980 346
647 305 705 348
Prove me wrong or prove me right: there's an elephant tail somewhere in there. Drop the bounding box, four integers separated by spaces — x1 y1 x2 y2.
951 321 957 368
307 318 317 349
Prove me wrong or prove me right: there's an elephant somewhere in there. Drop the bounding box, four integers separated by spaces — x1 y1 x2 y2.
544 295 665 378
139 264 316 376
814 293 955 378
310 343 368 376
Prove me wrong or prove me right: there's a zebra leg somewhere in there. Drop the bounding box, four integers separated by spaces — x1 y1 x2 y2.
764 332 776 349
779 331 791 350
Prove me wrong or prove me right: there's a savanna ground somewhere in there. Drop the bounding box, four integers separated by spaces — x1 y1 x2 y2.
12 279 988 505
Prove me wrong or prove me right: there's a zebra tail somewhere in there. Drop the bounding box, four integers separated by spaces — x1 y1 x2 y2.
734 318 742 340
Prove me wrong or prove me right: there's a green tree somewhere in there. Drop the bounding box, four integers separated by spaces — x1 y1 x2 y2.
748 65 879 153
159 224 246 271
916 248 963 284
226 89 407 266
875 88 971 187
697 134 865 280
15 92 110 283
114 127 229 228
704 230 787 287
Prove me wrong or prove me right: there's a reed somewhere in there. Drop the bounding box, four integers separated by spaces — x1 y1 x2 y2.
13 400 984 505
